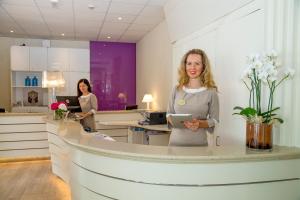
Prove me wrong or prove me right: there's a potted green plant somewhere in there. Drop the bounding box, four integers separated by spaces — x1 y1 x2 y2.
233 50 295 150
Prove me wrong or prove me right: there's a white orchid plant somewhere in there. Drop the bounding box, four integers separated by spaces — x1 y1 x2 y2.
233 50 295 124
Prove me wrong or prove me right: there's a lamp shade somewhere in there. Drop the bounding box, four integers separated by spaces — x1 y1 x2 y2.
142 94 153 103
42 71 65 88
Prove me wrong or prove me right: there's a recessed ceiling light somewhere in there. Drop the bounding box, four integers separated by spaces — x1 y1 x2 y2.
61 33 65 36
10 30 14 33
88 4 95 9
50 0 59 8
50 0 59 4
118 17 123 20
107 36 111 39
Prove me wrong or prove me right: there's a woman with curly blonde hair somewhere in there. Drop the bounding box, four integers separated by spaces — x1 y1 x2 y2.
167 49 219 146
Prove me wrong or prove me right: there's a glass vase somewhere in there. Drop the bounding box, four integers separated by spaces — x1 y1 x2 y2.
53 110 63 120
246 121 273 150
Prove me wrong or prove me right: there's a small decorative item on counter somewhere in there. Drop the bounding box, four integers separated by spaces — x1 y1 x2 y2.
51 102 68 120
32 76 38 86
25 76 31 86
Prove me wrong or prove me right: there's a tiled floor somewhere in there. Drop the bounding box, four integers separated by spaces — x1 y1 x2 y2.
0 160 71 200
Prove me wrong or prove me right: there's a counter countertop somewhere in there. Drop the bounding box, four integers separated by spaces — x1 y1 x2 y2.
0 112 47 116
0 109 147 116
45 118 300 164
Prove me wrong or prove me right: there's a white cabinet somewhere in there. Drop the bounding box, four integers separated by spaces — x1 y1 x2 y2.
56 72 69 97
11 71 48 110
56 72 90 96
47 48 69 71
0 115 49 158
68 72 90 96
11 46 30 71
10 46 91 100
11 46 47 71
11 46 90 73
29 47 47 71
69 49 90 72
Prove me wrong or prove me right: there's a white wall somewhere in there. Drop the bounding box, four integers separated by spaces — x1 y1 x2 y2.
172 0 265 146
169 0 300 147
295 0 300 147
0 37 89 111
284 0 300 147
136 21 173 111
261 0 300 147
164 0 253 43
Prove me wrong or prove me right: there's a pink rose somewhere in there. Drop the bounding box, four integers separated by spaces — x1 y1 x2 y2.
50 102 59 110
58 103 67 111
57 102 65 106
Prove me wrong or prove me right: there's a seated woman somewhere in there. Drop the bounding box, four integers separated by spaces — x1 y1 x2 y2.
77 79 98 132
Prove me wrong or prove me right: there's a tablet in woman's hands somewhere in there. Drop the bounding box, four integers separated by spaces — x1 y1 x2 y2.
168 114 192 128
75 113 84 120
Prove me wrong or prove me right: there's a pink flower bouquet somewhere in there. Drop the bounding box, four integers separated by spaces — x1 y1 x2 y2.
51 102 68 120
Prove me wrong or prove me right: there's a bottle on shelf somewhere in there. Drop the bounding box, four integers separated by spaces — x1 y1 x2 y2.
25 76 31 86
32 76 38 86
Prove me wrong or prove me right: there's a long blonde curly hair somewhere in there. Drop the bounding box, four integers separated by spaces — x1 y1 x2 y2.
177 49 217 90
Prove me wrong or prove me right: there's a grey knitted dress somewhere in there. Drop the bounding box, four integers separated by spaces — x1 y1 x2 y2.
78 93 98 132
167 86 219 146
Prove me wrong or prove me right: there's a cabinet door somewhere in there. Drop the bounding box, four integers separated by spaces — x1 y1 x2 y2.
69 49 90 72
55 72 69 96
47 48 69 71
30 47 47 71
11 46 30 71
68 72 90 96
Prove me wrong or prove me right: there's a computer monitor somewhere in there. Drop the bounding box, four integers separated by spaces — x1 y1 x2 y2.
56 96 82 112
125 105 138 110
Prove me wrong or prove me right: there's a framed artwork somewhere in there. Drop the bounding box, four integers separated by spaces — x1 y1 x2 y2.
23 88 43 106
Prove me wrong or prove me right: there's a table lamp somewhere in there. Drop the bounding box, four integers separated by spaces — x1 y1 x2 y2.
142 94 153 110
42 71 65 104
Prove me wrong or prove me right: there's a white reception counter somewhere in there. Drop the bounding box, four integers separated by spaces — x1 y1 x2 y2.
44 116 300 200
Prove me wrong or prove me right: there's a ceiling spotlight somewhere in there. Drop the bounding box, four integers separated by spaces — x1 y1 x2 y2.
61 33 65 36
88 4 95 9
50 0 59 4
50 0 59 8
117 17 123 20
107 36 111 39
10 30 14 33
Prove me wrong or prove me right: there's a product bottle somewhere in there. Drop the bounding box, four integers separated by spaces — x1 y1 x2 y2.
32 76 38 86
25 76 31 86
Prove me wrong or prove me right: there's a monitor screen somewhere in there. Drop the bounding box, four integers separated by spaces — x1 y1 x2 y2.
125 105 138 110
56 96 81 112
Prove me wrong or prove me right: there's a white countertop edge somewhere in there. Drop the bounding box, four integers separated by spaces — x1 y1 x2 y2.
44 118 300 164
63 138 300 164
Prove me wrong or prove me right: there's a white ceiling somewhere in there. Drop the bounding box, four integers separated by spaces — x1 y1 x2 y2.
0 0 168 42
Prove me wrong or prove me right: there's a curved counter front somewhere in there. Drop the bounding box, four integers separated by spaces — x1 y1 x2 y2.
45 118 300 200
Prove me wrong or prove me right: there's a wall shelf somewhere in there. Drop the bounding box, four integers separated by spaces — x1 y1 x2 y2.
12 86 44 88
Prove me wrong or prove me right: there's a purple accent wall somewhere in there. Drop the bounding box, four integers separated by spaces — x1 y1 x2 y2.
90 41 136 111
